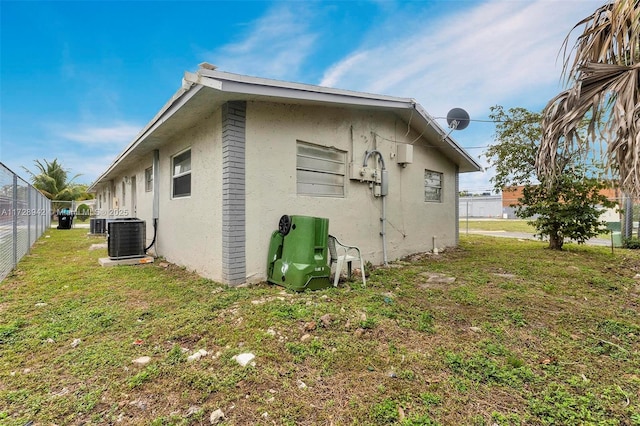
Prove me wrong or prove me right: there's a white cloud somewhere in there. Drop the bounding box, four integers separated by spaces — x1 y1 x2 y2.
63 153 118 184
321 51 371 88
54 123 141 146
317 0 602 192
320 0 601 119
206 3 319 79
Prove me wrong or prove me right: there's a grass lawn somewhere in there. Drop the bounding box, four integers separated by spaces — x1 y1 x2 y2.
1 228 639 425
460 219 615 241
459 219 535 233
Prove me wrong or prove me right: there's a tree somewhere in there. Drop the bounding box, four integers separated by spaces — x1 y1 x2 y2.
22 159 93 210
538 0 640 196
485 106 541 190
75 203 91 222
516 169 616 250
485 106 617 250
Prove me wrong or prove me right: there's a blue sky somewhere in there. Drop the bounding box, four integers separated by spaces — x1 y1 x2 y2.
1 0 603 192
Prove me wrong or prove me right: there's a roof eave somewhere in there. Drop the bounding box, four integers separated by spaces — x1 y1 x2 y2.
412 103 483 173
88 81 201 191
187 69 415 110
89 68 482 191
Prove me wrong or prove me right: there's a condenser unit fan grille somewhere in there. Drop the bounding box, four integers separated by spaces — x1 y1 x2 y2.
108 219 146 259
90 218 107 234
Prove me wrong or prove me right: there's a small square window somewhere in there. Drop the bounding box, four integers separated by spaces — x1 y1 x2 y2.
172 149 191 198
424 170 442 202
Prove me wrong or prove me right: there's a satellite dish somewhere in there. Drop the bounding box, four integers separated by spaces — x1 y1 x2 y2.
446 108 470 131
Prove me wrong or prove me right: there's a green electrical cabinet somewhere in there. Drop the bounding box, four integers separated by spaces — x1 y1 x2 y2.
607 222 623 248
267 215 332 291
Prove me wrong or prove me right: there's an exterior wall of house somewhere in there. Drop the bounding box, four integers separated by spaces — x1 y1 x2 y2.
244 101 459 282
94 100 465 285
153 111 223 281
94 110 224 282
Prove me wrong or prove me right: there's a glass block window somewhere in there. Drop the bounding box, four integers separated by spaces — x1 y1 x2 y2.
425 170 443 202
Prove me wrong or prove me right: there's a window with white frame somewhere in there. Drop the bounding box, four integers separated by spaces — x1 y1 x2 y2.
296 141 346 197
172 149 191 198
424 170 443 202
145 167 153 192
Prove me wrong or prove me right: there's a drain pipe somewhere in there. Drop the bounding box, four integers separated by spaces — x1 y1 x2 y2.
381 188 388 265
363 150 388 266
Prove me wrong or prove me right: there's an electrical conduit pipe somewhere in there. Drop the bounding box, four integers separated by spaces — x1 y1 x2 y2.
363 150 388 266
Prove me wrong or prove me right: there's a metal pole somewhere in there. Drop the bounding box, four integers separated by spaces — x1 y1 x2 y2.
27 186 31 251
624 194 633 239
12 174 17 270
466 201 469 235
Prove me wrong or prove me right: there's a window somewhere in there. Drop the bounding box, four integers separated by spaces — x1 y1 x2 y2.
172 149 191 198
121 181 126 206
296 141 346 197
145 167 153 192
424 170 443 202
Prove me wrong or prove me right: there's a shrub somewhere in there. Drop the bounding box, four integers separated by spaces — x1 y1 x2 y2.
76 203 91 222
623 237 640 249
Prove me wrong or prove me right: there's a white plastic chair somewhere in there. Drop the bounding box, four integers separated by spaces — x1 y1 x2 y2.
328 234 366 287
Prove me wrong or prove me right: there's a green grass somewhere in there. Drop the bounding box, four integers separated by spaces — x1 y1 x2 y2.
461 218 614 239
459 219 535 233
1 228 639 425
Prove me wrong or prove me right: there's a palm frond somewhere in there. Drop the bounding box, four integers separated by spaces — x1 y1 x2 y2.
538 0 640 195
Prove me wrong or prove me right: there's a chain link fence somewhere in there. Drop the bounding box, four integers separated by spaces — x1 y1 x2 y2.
1 163 51 281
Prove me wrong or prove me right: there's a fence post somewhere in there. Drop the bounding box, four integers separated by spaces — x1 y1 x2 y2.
624 194 633 240
35 189 39 239
27 185 32 251
12 174 18 270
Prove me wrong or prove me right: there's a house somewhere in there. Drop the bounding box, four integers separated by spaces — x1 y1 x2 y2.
88 64 482 286
501 185 621 221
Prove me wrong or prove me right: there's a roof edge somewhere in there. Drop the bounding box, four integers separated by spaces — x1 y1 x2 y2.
194 68 414 105
412 103 483 173
89 67 482 190
88 81 199 191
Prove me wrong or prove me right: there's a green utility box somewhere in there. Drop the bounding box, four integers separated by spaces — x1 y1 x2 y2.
606 222 623 248
267 215 331 291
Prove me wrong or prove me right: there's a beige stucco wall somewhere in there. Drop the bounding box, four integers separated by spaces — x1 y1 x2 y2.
245 101 458 283
153 111 223 281
94 110 224 282
94 100 462 285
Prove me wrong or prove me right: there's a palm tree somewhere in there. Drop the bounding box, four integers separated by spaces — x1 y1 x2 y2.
537 0 639 195
22 159 91 210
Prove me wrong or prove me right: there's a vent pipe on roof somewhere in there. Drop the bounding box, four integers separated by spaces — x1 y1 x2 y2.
199 62 218 70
